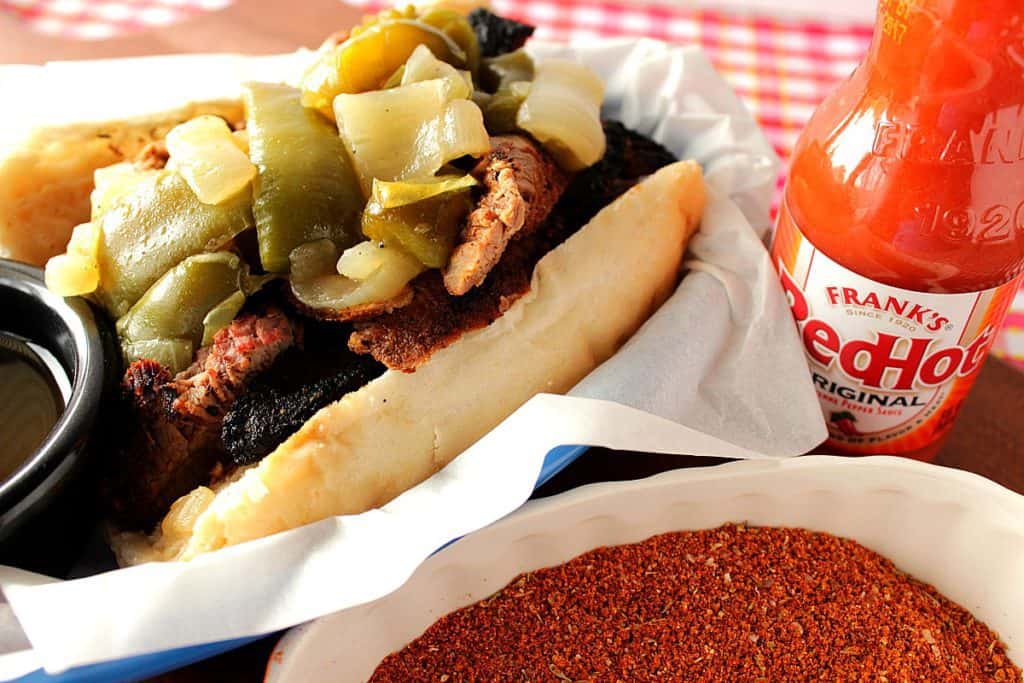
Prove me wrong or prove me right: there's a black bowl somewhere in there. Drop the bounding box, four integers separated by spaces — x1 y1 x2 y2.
0 259 119 575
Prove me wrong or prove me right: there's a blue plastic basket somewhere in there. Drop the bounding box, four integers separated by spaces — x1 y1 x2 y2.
13 444 590 683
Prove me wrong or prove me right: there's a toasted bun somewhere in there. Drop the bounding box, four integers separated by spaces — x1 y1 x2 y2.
0 101 243 266
112 161 706 564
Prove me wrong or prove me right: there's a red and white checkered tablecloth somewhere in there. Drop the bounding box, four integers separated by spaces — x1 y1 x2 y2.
3 0 1023 368
0 0 232 39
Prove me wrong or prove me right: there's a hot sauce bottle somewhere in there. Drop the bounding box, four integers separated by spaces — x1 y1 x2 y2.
772 0 1024 460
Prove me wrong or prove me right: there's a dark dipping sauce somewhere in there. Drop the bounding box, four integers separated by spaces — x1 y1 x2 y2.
371 524 1022 682
0 336 63 482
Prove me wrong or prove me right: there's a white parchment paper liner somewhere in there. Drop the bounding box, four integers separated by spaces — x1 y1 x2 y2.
0 39 826 675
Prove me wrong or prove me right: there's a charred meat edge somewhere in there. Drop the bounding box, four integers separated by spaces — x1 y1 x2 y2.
107 309 296 529
222 351 385 466
468 8 536 58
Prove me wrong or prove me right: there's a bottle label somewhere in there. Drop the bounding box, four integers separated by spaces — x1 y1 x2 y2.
771 206 1023 454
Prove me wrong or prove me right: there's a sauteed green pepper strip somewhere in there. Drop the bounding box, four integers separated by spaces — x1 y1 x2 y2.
480 48 534 92
96 170 254 317
243 82 364 273
300 18 469 118
479 50 534 134
362 180 475 269
120 339 194 375
482 82 531 134
417 8 480 76
117 252 244 345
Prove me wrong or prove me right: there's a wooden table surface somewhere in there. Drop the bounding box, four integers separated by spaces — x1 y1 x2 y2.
3 3 1022 680
0 0 363 64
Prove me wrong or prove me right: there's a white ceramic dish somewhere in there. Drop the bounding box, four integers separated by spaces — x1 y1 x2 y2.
265 456 1024 682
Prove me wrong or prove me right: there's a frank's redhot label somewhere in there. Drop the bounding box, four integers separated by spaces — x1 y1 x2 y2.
771 206 1023 454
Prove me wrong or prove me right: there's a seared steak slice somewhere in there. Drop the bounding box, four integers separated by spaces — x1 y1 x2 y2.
223 350 385 465
161 309 296 428
107 308 297 529
468 8 535 58
350 213 570 372
443 135 568 296
350 123 678 372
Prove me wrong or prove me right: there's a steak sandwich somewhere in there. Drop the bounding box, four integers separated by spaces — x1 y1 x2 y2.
11 7 706 563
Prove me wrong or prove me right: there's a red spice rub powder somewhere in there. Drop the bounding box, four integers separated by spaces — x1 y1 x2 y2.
371 524 1022 682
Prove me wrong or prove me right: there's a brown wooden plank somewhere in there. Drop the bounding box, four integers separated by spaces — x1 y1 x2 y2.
935 357 1024 494
0 0 363 64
